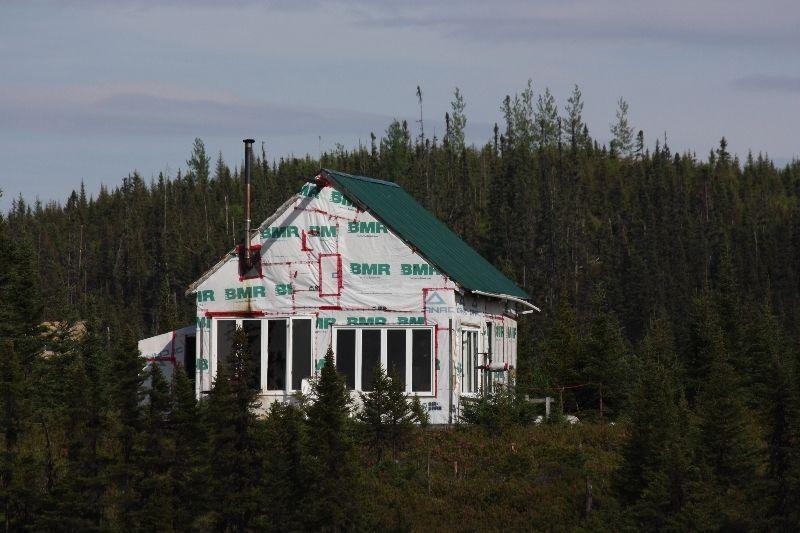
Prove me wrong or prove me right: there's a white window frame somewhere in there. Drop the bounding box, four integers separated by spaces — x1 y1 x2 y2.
211 316 315 393
461 326 481 394
331 325 435 396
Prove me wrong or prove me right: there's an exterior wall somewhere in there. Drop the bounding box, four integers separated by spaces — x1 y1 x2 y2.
190 179 518 424
137 325 195 382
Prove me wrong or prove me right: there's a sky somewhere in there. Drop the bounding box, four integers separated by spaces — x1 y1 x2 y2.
1 0 799 211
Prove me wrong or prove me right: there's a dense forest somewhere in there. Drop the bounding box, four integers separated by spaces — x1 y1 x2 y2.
2 83 800 530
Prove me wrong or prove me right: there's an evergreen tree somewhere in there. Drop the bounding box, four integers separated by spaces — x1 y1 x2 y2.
170 364 206 531
614 318 703 531
105 326 145 528
610 97 634 157
534 87 559 146
134 363 175 531
204 327 261 532
357 367 422 461
448 87 467 150
578 288 631 417
762 351 800 530
0 340 35 531
563 84 586 150
305 346 360 531
695 352 761 529
260 402 310 531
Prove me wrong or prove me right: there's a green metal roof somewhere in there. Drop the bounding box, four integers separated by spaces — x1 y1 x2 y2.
323 169 531 300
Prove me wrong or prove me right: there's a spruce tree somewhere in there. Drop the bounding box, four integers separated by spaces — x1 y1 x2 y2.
170 364 206 531
135 363 175 531
0 340 35 531
260 402 310 531
615 318 702 530
695 351 761 529
357 367 421 461
305 345 360 531
579 288 631 417
105 326 145 528
204 327 261 532
762 352 800 530
610 97 634 157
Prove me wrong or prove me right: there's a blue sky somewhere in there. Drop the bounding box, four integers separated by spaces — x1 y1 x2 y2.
1 0 798 211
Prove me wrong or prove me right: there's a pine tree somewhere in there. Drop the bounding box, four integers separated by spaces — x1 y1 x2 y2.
579 288 631 417
534 87 558 147
615 318 701 530
305 345 360 531
204 327 261 532
0 340 35 531
260 402 311 531
170 364 206 531
762 352 800 530
357 367 421 461
448 87 467 150
134 363 175 531
695 352 761 529
610 97 634 157
105 326 145 528
563 84 586 150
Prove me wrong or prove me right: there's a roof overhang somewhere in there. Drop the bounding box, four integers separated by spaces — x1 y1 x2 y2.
469 289 541 312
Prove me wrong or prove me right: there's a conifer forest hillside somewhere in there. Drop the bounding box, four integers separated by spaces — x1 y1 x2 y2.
2 86 800 530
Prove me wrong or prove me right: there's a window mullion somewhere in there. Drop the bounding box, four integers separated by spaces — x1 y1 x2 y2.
355 329 362 391
405 329 412 393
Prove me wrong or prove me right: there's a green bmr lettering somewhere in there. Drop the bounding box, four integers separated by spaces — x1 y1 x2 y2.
330 191 353 206
398 316 425 324
275 284 293 296
350 263 390 275
260 226 299 239
308 225 337 237
347 221 388 234
346 317 387 325
224 286 267 300
196 290 215 302
298 183 321 198
400 263 439 276
316 318 336 329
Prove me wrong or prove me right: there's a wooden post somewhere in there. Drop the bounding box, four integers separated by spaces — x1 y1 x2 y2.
585 476 593 517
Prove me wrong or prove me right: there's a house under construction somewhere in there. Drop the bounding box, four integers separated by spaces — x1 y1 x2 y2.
138 140 538 424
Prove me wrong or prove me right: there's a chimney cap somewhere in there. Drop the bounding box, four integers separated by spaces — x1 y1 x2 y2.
243 138 255 144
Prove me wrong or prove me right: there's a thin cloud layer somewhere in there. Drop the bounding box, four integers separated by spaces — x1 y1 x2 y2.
0 84 392 137
731 75 800 93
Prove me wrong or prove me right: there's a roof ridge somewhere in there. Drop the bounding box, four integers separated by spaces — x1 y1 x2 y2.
323 168 400 188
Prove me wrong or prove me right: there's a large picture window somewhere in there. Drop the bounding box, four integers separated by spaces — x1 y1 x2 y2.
332 327 435 395
213 317 313 393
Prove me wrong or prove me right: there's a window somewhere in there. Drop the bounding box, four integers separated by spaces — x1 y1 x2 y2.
461 329 480 393
336 329 356 390
332 327 435 394
216 320 237 370
213 317 313 393
243 320 262 390
266 319 287 390
412 330 432 392
386 329 406 388
213 319 262 390
291 319 312 390
361 329 381 391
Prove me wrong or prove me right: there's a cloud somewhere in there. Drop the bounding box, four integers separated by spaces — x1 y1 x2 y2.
0 83 394 137
731 75 800 93
351 0 800 48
